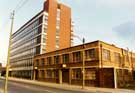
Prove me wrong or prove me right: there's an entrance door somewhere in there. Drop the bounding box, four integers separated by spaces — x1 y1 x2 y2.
62 69 69 83
35 70 38 80
103 68 114 88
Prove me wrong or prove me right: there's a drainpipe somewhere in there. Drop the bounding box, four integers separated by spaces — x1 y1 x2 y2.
99 44 104 87
131 51 134 80
121 48 125 87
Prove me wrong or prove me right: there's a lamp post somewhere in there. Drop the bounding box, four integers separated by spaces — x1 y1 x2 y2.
82 38 85 89
73 35 85 89
4 11 15 93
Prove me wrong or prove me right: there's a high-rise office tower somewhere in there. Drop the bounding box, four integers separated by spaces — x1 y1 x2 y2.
10 0 73 79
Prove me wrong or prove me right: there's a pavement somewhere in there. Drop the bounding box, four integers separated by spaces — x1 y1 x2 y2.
0 77 135 93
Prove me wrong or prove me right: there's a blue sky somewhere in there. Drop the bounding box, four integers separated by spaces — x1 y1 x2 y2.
0 0 135 65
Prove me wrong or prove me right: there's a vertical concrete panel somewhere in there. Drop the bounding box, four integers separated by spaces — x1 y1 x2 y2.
45 0 57 52
59 69 62 84
59 4 71 49
114 68 117 88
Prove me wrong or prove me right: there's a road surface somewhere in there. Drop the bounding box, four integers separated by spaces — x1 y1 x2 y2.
0 79 94 93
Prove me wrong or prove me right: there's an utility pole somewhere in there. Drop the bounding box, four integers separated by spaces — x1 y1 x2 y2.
4 10 15 93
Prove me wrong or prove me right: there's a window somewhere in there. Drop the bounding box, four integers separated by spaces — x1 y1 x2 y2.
43 37 46 43
56 9 60 27
132 58 135 66
44 25 47 33
126 55 129 62
114 52 121 63
41 70 45 78
62 54 69 63
56 29 60 36
124 69 128 75
35 59 39 66
54 55 60 64
47 57 52 65
117 69 122 76
73 51 82 62
41 58 45 66
56 39 59 48
85 49 95 59
46 70 52 78
103 49 110 61
57 9 60 19
44 16 48 23
72 69 81 79
42 45 46 50
39 16 43 24
56 20 60 27
85 69 96 80
54 70 58 79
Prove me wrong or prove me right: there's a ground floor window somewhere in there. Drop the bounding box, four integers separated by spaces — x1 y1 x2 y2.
41 70 45 78
38 70 41 78
54 70 59 79
72 68 81 79
85 69 96 80
46 70 52 78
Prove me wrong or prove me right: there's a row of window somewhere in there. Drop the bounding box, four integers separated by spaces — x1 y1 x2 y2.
10 53 34 64
37 69 96 80
102 49 134 63
38 70 58 79
11 26 41 50
35 48 135 66
11 58 33 68
72 69 96 80
35 49 96 66
10 48 36 60
12 16 42 43
10 41 37 57
55 9 61 49
11 70 32 77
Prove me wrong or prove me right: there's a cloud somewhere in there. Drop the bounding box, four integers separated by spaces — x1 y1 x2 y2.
112 21 135 51
113 21 135 39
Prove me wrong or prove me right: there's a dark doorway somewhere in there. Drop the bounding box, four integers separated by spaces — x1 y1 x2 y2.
103 68 114 88
62 69 69 83
35 70 38 80
133 71 135 80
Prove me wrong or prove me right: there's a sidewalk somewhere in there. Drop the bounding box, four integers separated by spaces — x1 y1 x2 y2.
0 88 3 93
1 77 135 93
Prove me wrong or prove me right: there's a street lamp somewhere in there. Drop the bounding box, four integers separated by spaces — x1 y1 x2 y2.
73 35 85 89
82 38 85 89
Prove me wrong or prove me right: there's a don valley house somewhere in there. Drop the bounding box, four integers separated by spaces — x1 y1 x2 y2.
33 40 135 88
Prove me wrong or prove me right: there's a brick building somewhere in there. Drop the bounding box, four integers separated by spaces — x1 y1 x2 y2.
34 40 135 88
10 0 73 79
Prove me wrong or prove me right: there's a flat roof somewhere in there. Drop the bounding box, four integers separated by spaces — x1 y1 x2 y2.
35 40 135 57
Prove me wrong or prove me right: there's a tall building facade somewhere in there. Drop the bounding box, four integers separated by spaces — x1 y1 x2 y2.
10 0 73 79
34 40 135 88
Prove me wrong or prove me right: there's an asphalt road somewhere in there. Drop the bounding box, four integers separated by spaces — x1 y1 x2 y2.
0 79 94 93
